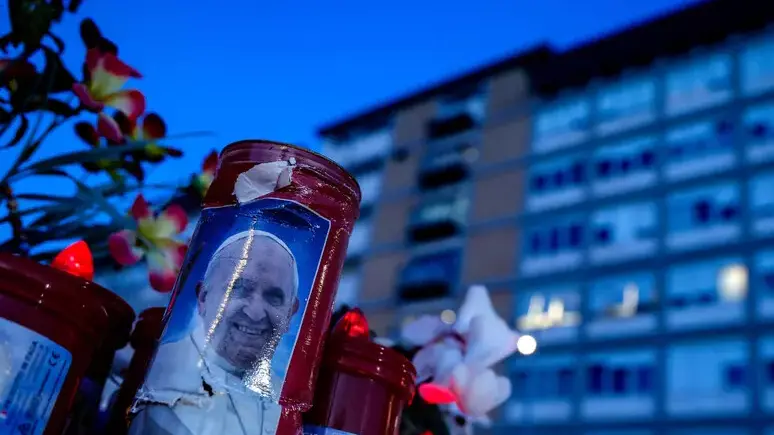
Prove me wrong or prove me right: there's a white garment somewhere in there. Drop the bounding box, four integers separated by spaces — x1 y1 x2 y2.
132 318 283 435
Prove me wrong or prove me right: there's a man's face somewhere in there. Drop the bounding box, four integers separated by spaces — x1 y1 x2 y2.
198 236 297 371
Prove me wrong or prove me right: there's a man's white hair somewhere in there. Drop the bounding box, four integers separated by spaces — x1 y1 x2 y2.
203 229 299 299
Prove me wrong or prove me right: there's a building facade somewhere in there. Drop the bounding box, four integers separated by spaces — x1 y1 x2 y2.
319 0 774 433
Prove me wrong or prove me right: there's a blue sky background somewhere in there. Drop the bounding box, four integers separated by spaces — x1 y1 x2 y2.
0 0 701 239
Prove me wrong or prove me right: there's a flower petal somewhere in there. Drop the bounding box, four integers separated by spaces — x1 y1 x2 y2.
401 314 449 346
97 112 123 143
157 204 188 236
88 50 141 98
130 194 152 221
74 122 100 147
112 111 136 137
202 151 218 174
142 113 166 139
108 230 144 266
418 383 456 405
147 242 186 293
104 90 146 120
72 83 104 111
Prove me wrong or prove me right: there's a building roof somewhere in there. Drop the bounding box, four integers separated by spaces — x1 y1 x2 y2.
318 0 774 135
531 0 774 96
317 44 555 137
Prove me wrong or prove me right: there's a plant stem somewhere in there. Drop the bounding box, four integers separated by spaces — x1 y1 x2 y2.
0 182 27 255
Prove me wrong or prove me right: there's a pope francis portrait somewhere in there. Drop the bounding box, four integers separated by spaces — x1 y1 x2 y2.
130 229 300 435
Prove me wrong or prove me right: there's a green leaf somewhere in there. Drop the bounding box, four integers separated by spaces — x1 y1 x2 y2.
41 47 76 93
4 115 29 148
15 141 153 177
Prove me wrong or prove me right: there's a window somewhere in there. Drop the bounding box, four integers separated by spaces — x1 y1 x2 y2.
429 85 487 140
592 135 657 197
532 97 590 153
759 336 774 412
740 35 774 96
589 202 657 264
595 78 656 136
581 350 656 419
334 269 360 308
437 84 488 122
408 186 469 243
356 171 383 207
750 172 774 236
346 220 372 258
522 214 585 276
588 272 657 339
755 250 774 319
743 103 774 164
666 183 741 251
527 154 586 212
398 250 461 302
504 355 576 424
665 53 733 117
666 258 747 330
419 142 477 189
667 340 749 416
515 285 581 344
664 116 736 181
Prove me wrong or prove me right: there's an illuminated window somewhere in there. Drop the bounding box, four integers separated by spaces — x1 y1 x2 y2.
666 258 747 330
588 272 657 339
516 286 581 344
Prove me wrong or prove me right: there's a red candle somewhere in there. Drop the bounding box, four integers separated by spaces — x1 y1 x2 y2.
0 253 121 435
129 140 361 435
303 310 416 435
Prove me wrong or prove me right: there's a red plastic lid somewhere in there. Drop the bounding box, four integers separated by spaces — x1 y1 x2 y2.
323 335 417 402
130 307 165 349
0 253 113 342
204 140 361 208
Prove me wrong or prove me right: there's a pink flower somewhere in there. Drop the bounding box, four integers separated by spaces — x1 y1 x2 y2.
108 194 188 292
72 49 145 120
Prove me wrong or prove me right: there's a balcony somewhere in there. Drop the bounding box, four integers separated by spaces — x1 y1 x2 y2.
418 142 476 190
397 250 461 303
322 129 393 171
427 92 486 141
407 188 469 243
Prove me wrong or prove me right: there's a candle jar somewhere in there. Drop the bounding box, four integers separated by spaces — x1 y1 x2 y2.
64 288 134 435
107 307 165 434
303 312 416 435
129 140 361 435
0 253 119 435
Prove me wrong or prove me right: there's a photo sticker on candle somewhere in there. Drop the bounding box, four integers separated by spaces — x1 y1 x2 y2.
131 197 331 435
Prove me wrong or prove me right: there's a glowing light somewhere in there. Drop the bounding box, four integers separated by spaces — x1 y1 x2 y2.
517 293 581 331
718 264 748 301
52 240 94 281
618 282 640 317
418 383 457 405
440 309 456 324
334 308 370 338
516 335 537 356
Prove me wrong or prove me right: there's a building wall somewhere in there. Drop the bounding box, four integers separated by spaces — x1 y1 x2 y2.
320 12 774 434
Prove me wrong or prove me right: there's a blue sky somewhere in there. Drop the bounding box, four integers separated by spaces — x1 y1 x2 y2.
0 0 701 242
